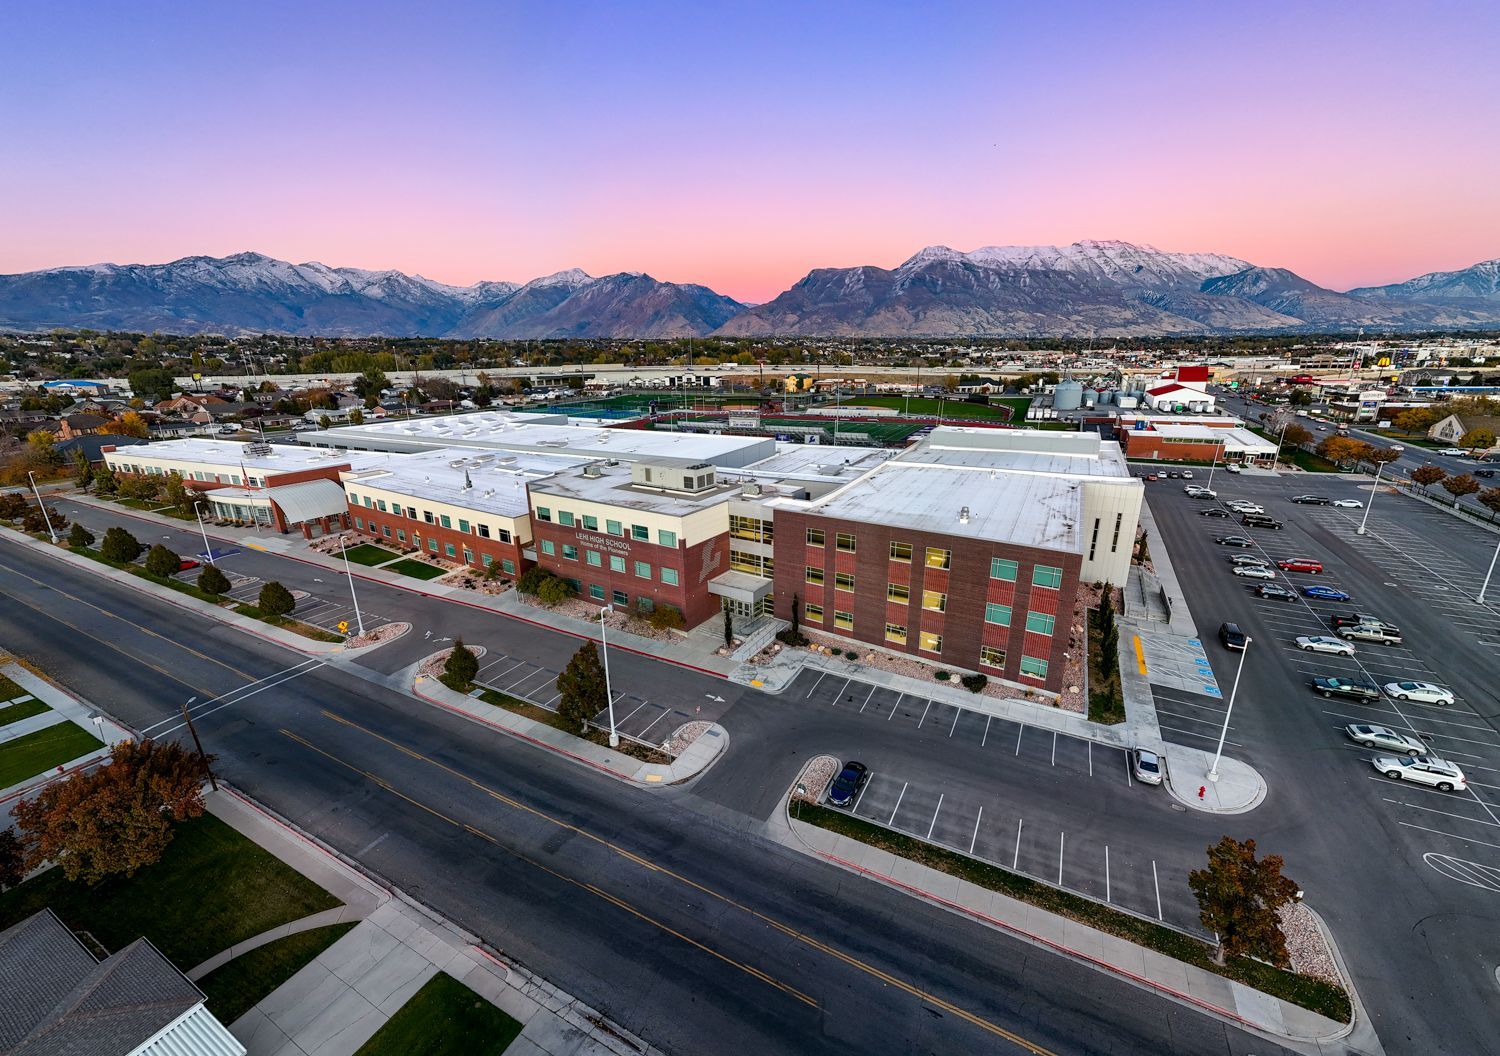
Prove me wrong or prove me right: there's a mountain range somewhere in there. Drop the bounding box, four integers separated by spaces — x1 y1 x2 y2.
1 242 1497 338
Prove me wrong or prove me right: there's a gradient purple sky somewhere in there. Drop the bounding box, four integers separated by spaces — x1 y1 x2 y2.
2 1 1496 302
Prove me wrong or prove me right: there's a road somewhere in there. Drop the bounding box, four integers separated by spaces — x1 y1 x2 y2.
0 535 1293 1056
1145 470 1500 1053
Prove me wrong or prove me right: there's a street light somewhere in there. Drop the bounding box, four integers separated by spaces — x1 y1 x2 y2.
339 537 366 637
599 605 618 747
26 471 58 543
1355 458 1389 536
1478 536 1500 604
194 504 215 566
1208 636 1250 783
1207 444 1220 489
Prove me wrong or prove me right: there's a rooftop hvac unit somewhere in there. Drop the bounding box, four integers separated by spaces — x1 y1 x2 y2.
959 506 970 524
244 441 273 458
741 482 762 497
582 464 603 478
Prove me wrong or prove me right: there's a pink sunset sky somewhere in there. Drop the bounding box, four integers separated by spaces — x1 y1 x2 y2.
1 1 1496 303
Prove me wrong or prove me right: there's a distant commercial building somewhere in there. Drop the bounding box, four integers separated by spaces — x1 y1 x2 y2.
1135 365 1216 413
1113 414 1276 465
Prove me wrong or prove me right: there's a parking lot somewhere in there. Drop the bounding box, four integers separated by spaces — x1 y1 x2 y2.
793 668 1209 935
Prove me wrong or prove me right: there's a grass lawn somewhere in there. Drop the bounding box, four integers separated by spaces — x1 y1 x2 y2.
0 813 340 970
387 559 450 581
0 722 104 787
199 921 357 1025
476 688 672 765
1245 426 1341 473
0 696 51 728
839 395 1029 421
0 672 29 701
797 804 1350 1023
341 543 402 566
354 972 523 1056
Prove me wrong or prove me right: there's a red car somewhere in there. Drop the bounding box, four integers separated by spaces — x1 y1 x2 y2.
1277 558 1323 573
178 559 201 572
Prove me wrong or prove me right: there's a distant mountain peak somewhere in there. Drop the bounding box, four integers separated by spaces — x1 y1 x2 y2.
522 267 593 290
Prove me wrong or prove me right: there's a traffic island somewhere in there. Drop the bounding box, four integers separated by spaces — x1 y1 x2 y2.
1162 745 1267 814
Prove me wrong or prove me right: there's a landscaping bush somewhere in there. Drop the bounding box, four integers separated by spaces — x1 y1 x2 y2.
198 565 231 597
100 526 143 563
775 628 809 647
144 544 182 578
0 492 27 520
441 639 479 692
649 604 686 632
960 673 987 693
516 566 551 595
67 523 95 549
935 670 951 681
257 581 296 619
22 505 66 535
536 576 571 606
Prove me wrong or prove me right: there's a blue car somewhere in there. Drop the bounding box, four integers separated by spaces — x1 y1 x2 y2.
827 761 869 808
1303 585 1351 602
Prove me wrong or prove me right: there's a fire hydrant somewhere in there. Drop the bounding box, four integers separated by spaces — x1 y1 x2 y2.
1198 785 1207 800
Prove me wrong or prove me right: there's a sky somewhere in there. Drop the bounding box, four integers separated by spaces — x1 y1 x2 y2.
1 0 1497 302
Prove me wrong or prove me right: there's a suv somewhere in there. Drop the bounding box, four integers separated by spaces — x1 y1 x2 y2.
1277 558 1324 573
1312 676 1381 700
1371 754 1466 792
1241 514 1284 529
1219 622 1248 650
1291 495 1330 505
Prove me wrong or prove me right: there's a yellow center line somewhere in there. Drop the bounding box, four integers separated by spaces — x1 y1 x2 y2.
1133 634 1148 675
308 710 1060 1054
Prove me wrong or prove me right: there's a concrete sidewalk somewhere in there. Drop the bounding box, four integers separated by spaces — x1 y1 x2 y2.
0 659 130 804
771 802 1379 1056
212 788 663 1056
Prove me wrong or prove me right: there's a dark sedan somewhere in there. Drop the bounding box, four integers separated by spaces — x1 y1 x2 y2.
827 761 869 808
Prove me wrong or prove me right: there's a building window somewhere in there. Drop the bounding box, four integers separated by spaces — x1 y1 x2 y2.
397 529 406 543
536 507 552 522
731 550 773 576
562 544 579 561
1088 518 1100 562
990 557 1018 581
805 603 823 623
483 554 493 567
919 631 942 654
459 519 471 533
925 547 951 570
440 515 452 529
1033 565 1064 589
836 532 856 553
497 528 512 543
980 646 1007 669
885 623 907 644
428 539 438 552
658 529 677 548
381 525 391 537
463 547 474 564
660 567 679 586
607 519 622 536
353 516 363 529
422 510 433 523
631 525 649 541
887 582 909 603
559 511 575 527
589 584 605 600
365 497 375 508
609 555 626 572
477 524 491 539
806 566 824 585
501 559 516 574
1111 512 1123 553
1020 656 1049 679
834 610 853 630
922 590 947 613
985 603 1011 626
445 543 456 557
807 527 825 547
889 541 912 563
540 540 555 556
583 514 598 531
1025 611 1056 636
586 550 602 566
376 500 387 513
835 572 855 592
612 589 629 606
634 561 651 579
729 515 771 543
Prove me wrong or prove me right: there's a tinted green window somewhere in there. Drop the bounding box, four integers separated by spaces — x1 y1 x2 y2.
984 603 1011 626
990 557 1018 581
1032 565 1063 588
1025 611 1055 636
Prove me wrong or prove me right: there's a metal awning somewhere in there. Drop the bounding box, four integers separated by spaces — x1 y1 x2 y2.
266 478 349 525
206 486 269 507
708 570 772 604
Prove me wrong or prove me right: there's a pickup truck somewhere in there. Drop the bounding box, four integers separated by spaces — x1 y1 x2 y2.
1330 612 1400 633
1337 624 1404 645
1312 676 1382 701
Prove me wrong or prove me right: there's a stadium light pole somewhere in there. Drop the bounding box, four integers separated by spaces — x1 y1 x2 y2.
1208 636 1250 783
26 471 58 543
599 605 618 747
1478 537 1500 604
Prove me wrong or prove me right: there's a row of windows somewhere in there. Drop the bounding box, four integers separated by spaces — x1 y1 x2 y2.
730 549 774 576
353 517 516 574
349 493 514 543
534 506 677 548
806 606 1050 674
802 531 1061 589
537 539 680 585
729 514 773 543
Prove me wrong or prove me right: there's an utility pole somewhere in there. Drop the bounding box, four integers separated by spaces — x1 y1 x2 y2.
180 697 218 791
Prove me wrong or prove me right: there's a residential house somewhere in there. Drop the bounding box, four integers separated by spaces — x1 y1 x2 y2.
1428 412 1500 452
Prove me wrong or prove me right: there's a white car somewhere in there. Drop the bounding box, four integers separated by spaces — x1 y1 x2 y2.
1330 499 1363 508
1227 502 1265 514
1131 748 1163 785
1371 754 1466 791
1439 448 1467 456
1296 635 1356 656
1225 464 1242 474
1344 724 1425 754
1232 565 1276 580
1384 681 1455 705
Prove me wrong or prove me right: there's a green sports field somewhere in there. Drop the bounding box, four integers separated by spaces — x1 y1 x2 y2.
835 396 1030 421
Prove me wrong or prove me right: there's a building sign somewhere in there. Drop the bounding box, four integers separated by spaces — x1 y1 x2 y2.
576 531 631 553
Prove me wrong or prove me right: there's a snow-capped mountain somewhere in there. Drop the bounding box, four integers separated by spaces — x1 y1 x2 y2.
1349 259 1500 303
961 240 1251 289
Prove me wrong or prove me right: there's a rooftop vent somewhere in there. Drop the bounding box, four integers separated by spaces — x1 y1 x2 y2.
582 464 603 478
959 506 970 524
741 482 762 498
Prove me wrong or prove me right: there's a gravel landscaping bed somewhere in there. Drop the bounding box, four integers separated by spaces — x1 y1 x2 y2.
417 645 488 681
518 594 681 641
1279 902 1341 985
792 755 840 803
665 721 711 757
345 622 410 649
792 630 1060 707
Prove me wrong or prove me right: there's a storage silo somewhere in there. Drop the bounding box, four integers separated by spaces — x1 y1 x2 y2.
1053 379 1084 411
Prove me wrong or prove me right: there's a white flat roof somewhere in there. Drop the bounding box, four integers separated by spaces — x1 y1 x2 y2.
742 443 897 480
342 448 590 519
107 438 383 474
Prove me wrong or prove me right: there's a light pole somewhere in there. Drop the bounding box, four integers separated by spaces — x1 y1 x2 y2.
1208 636 1250 783
599 605 618 747
1478 536 1500 604
26 471 58 543
1271 417 1292 468
194 504 215 565
339 537 366 637
1355 459 1389 536
1207 444 1220 489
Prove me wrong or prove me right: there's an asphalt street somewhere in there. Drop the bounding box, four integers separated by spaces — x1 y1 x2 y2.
1145 468 1500 1054
0 536 1292 1056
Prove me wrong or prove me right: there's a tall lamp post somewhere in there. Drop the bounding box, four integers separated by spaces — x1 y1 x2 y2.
1355 459 1389 536
26 471 58 543
194 503 215 565
1272 417 1292 468
1478 537 1500 604
339 537 366 637
1208 636 1250 783
599 605 618 747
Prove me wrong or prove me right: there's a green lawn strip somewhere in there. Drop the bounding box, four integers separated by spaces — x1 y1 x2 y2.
0 813 341 970
797 803 1350 1023
1086 610 1125 725
475 688 673 765
838 395 1027 421
0 696 51 728
230 604 344 643
1244 426 1341 473
354 971 523 1056
0 673 28 701
0 723 104 787
341 543 403 566
198 921 357 1025
387 558 450 581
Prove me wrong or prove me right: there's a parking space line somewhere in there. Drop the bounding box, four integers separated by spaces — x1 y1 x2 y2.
614 698 651 727
926 795 944 840
981 715 991 747
860 685 877 712
1153 861 1163 920
833 678 852 704
1381 795 1500 829
1051 731 1057 766
806 671 828 698
1016 724 1024 755
491 660 528 682
949 709 960 737
1013 819 1022 869
916 700 933 729
1087 741 1093 777
888 693 903 720
1105 847 1110 903
888 782 908 826
1399 821 1500 852
970 807 983 854
1058 832 1065 886
637 709 672 740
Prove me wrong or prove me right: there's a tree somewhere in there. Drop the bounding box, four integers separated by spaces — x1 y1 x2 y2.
1393 407 1441 435
0 492 27 520
1460 428 1496 453
145 543 182 577
723 605 734 648
0 829 24 890
198 564 231 596
555 641 607 735
537 575 571 606
127 366 177 403
162 471 201 516
113 411 149 438
441 639 480 691
14 739 212 884
1368 446 1403 465
71 448 94 491
516 566 552 595
1282 425 1313 449
118 474 160 501
318 415 332 430
1097 584 1118 679
1286 389 1313 407
791 591 801 637
348 407 365 425
1479 487 1500 517
22 504 66 536
67 522 94 549
1442 473 1480 501
26 429 59 466
93 465 118 496
258 580 296 618
1411 465 1447 492
100 526 143 562
649 604 685 632
1188 836 1299 966
1316 435 1366 465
